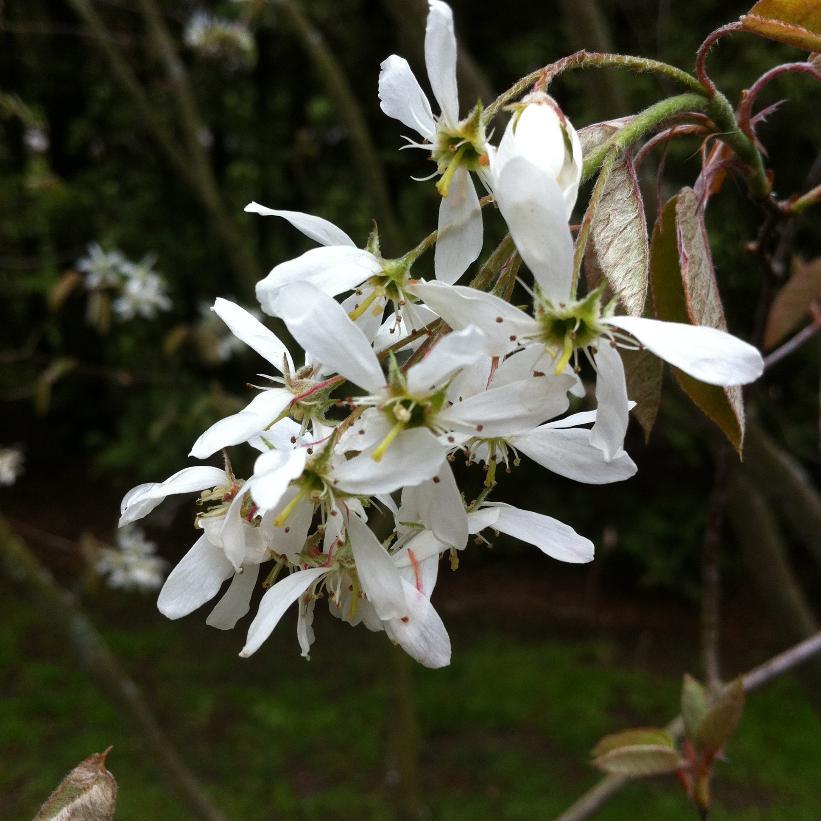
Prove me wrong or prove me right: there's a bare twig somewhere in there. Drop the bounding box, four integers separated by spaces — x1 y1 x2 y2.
763 314 821 370
0 516 228 821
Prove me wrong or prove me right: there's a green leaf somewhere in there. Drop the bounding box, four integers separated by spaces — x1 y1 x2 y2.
763 256 821 350
593 746 683 777
592 727 674 757
681 674 710 742
584 146 649 316
742 0 821 51
650 190 745 454
696 678 745 759
35 750 117 821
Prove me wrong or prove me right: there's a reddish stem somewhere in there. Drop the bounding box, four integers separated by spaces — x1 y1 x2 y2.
738 62 821 136
695 22 743 97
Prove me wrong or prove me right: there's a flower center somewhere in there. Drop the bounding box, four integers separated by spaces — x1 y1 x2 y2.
431 103 488 197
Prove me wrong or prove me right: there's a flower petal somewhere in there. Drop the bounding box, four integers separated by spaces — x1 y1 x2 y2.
157 535 235 619
333 428 445 496
434 167 483 283
410 461 467 549
256 246 382 309
378 55 436 140
268 282 386 394
259 492 315 560
406 325 490 394
120 466 226 526
348 513 407 621
206 564 261 630
244 202 356 247
440 373 573 436
493 156 574 302
424 0 459 126
212 298 293 373
589 343 629 461
487 503 594 563
605 315 764 386
190 389 292 459
240 567 328 657
384 578 451 668
250 447 308 514
409 281 537 355
511 425 637 483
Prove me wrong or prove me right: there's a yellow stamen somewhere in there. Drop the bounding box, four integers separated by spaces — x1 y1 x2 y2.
273 485 309 528
348 287 381 322
554 334 575 375
435 145 467 197
449 547 459 571
371 420 406 463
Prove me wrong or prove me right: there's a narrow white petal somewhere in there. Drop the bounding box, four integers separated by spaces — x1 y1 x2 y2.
440 373 573 436
406 325 490 394
413 461 467 549
297 596 316 658
268 282 386 394
424 0 459 126
259 493 315 560
589 343 630 461
333 428 445 496
250 447 308 514
157 535 234 619
385 578 451 668
395 538 442 596
257 246 382 311
212 298 293 373
190 389 292 459
434 168 483 283
240 567 328 657
206 564 261 630
491 345 559 386
348 513 407 621
493 157 573 302
605 315 764 386
119 466 226 526
244 202 355 247
488 503 594 563
409 281 537 355
511 426 637 483
378 55 436 139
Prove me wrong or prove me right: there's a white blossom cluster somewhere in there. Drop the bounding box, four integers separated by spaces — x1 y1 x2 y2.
119 1 763 668
184 11 255 66
95 526 168 592
77 243 172 321
0 447 24 486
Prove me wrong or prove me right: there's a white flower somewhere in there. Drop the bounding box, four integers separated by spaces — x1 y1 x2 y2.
184 11 255 65
96 526 168 592
379 1 487 283
112 255 172 320
77 243 127 290
0 447 24 486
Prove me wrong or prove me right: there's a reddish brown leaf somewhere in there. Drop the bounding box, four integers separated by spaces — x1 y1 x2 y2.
741 0 821 51
764 256 821 350
35 750 117 821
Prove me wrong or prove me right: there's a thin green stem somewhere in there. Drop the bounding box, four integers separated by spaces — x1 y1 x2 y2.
486 50 705 119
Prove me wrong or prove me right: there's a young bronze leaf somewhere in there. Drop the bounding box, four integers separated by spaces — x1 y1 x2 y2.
592 727 674 758
763 256 821 350
741 0 821 51
650 190 745 453
593 745 683 776
584 147 649 316
681 674 710 742
621 346 663 441
696 678 745 759
34 749 117 821
578 122 622 156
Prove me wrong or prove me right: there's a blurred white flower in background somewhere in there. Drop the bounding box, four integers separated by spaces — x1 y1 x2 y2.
77 243 127 290
0 447 24 486
96 526 168 592
184 11 256 66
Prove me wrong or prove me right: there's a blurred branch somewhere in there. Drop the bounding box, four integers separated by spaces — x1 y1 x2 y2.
744 422 821 569
0 515 228 821
66 0 259 294
726 471 821 707
763 313 821 369
556 630 821 821
380 0 494 106
278 1 403 251
701 452 728 694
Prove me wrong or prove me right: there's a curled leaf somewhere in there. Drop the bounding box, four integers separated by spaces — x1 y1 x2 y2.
741 0 821 51
650 189 746 453
592 727 675 758
696 678 745 759
763 256 821 350
681 674 710 742
35 749 117 821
